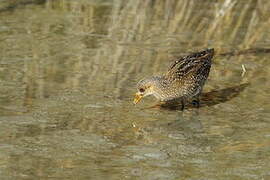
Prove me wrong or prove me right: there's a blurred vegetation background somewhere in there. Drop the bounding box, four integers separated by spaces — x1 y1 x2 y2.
0 0 269 105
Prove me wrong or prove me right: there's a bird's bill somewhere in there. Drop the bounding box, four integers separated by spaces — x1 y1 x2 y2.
133 93 143 104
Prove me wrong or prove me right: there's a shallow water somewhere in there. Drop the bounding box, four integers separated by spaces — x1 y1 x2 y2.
0 0 270 179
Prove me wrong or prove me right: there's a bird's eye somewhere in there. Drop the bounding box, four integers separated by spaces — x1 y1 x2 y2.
139 88 145 92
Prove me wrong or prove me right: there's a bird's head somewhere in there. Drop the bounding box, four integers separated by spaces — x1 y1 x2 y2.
133 76 161 104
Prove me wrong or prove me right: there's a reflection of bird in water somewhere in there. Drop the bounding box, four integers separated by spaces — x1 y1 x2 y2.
134 48 214 110
161 83 250 111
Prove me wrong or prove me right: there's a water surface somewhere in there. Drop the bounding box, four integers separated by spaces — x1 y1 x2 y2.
0 0 270 179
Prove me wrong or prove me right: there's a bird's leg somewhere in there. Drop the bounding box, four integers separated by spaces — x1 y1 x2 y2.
181 98 185 111
192 96 200 108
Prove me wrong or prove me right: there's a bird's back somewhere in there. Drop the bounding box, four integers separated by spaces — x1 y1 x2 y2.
162 48 214 100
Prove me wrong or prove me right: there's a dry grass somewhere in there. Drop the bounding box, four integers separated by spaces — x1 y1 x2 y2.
1 0 269 103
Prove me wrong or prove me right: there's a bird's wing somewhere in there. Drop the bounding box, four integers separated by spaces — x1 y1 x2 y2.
164 48 214 83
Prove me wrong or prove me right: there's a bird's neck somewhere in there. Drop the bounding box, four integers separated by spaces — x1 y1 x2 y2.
148 76 168 100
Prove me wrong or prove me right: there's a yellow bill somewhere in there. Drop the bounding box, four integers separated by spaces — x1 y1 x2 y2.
133 93 143 104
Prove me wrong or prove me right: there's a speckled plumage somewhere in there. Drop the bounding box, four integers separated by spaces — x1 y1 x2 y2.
134 48 214 109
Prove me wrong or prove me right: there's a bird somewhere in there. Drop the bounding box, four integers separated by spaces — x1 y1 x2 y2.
133 48 214 110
